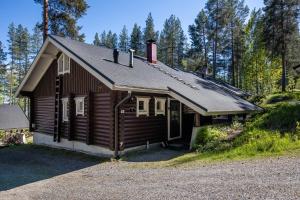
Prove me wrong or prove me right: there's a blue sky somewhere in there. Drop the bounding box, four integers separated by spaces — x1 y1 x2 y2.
0 0 264 49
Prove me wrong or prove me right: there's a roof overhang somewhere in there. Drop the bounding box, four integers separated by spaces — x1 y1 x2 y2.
15 36 115 97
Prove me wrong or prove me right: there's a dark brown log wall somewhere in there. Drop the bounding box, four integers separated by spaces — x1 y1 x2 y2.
33 56 114 149
34 96 55 135
119 92 168 149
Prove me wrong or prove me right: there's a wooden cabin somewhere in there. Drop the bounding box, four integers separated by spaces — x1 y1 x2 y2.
16 35 261 157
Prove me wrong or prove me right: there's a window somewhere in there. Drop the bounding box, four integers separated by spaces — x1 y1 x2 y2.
155 97 166 116
62 98 69 122
57 53 70 75
75 97 85 116
136 97 150 117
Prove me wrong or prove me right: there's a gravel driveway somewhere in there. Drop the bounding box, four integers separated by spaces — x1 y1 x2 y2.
0 146 299 200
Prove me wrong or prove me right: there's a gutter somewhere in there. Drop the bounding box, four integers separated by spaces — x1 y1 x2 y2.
114 91 132 158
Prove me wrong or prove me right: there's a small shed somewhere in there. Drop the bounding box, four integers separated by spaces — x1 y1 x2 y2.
0 104 29 130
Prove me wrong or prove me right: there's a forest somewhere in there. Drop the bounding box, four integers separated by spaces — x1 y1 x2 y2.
0 0 299 106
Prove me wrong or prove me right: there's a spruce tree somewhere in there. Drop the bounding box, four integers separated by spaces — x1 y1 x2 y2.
34 0 89 41
93 33 101 46
119 25 129 52
130 23 143 55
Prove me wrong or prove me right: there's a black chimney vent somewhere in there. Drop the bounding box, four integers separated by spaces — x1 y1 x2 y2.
113 49 119 63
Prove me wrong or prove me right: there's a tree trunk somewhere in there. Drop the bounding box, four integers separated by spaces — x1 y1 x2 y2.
43 0 49 42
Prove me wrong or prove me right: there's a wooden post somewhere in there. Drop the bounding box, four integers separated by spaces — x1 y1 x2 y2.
86 91 93 145
194 113 201 127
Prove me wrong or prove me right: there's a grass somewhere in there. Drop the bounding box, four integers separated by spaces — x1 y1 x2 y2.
135 92 300 168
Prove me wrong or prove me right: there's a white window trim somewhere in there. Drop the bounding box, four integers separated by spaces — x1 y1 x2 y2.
57 54 64 75
57 53 70 75
62 98 69 122
136 97 150 117
75 96 85 116
64 55 71 74
155 97 166 116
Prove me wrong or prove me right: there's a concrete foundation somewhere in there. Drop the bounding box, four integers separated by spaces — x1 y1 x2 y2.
33 132 114 157
33 132 162 157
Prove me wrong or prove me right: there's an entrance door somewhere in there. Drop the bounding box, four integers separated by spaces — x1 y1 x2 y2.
168 99 182 140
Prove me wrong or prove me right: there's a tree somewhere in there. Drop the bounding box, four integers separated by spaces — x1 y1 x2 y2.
105 30 118 49
226 0 249 86
188 9 209 71
143 13 159 55
130 23 143 55
242 9 281 95
93 33 101 46
7 23 16 104
100 31 107 46
119 25 129 52
158 15 186 68
30 23 43 59
0 41 7 103
263 0 300 92
34 0 89 41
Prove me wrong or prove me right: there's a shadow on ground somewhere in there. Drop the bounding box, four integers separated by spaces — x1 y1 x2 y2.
0 145 104 191
123 146 188 162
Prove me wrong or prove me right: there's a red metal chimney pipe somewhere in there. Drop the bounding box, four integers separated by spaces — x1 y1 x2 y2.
147 39 157 64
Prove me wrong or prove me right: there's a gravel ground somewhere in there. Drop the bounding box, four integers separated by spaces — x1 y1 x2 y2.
0 147 300 200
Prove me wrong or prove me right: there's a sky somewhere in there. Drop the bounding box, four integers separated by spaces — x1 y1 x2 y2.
0 0 264 50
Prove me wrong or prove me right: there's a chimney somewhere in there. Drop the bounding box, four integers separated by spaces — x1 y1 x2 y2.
129 49 135 67
147 39 157 64
113 49 119 63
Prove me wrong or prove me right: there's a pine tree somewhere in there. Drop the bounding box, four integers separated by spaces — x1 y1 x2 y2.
100 31 107 46
30 23 43 59
7 23 16 104
105 31 118 49
130 23 143 55
119 25 129 52
0 41 7 103
188 9 209 71
226 0 249 86
93 33 101 46
34 0 89 41
159 15 186 68
143 12 158 55
263 0 300 92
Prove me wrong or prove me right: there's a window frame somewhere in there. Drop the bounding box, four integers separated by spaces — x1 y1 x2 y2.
57 54 64 75
61 98 69 122
75 96 85 116
136 97 150 117
63 54 71 74
155 97 166 116
57 53 71 75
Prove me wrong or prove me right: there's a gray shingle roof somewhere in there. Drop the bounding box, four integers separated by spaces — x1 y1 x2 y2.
0 104 29 130
47 35 262 114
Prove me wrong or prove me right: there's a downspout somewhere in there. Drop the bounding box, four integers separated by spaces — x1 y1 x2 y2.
114 91 132 158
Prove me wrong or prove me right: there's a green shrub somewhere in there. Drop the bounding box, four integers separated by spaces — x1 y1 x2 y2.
252 103 300 132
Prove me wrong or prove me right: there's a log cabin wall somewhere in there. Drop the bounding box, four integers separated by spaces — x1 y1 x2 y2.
118 92 168 149
33 57 115 149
